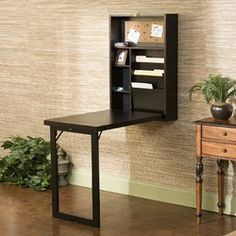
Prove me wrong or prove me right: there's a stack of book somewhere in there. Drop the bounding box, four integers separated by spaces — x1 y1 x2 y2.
134 69 164 77
136 56 164 63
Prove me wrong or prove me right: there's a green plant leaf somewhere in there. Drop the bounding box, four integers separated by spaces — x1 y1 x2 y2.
0 136 51 191
1 140 14 150
188 74 236 104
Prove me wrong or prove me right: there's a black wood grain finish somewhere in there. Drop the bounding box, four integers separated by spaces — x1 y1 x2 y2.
109 14 178 120
44 109 162 133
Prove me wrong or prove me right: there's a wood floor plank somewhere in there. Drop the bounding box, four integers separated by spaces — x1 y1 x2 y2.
0 184 236 236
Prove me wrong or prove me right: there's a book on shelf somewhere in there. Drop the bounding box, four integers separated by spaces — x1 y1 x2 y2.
136 56 164 63
131 82 153 90
134 69 164 77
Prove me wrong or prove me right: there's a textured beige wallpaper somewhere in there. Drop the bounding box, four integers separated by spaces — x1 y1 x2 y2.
1 0 236 195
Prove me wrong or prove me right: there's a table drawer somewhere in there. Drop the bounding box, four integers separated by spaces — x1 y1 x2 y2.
202 141 236 159
202 125 236 142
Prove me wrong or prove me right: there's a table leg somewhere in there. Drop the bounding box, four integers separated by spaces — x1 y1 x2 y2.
49 129 100 227
196 156 203 224
91 132 100 227
50 127 59 217
217 159 225 215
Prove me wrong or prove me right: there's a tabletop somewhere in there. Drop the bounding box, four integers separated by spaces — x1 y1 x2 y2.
44 109 163 133
194 116 236 127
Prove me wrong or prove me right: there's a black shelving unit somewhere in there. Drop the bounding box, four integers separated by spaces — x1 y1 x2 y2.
109 14 178 120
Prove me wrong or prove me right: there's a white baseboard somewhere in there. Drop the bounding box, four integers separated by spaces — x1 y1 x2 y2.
69 168 236 216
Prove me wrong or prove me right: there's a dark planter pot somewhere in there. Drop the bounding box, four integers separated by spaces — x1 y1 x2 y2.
210 103 233 120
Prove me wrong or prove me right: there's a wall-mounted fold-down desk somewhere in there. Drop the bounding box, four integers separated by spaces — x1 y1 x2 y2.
44 14 178 227
44 109 163 228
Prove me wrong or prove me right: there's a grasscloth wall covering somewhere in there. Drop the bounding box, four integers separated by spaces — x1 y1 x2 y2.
1 1 236 198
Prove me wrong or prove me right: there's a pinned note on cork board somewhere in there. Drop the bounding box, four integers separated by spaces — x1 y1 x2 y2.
125 20 164 44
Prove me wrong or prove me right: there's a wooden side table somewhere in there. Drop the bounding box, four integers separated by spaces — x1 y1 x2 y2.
195 117 236 224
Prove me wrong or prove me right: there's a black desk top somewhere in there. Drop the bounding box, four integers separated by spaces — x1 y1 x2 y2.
44 109 162 133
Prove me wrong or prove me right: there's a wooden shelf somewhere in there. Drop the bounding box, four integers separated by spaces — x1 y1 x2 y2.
114 45 164 50
132 74 164 80
113 64 130 68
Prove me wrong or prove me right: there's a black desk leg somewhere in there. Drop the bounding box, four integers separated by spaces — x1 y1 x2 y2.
49 129 100 227
91 132 100 227
50 127 59 217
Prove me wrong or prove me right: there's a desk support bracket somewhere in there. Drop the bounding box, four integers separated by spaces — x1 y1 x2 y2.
98 131 102 140
56 131 64 141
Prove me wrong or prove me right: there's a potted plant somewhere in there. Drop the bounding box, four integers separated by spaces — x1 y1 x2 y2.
189 74 236 120
0 136 71 190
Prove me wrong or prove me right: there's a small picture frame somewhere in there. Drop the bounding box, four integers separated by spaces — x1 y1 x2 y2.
115 49 128 65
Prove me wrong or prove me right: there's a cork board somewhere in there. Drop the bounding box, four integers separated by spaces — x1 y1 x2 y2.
125 20 164 44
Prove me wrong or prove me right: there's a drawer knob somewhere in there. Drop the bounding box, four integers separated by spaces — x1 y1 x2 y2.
223 149 227 153
223 132 228 136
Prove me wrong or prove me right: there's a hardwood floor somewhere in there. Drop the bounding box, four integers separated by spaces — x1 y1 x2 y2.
0 184 236 236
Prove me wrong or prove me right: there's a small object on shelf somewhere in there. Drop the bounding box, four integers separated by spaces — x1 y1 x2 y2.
114 42 129 47
136 55 164 63
117 86 124 91
134 69 164 77
131 82 153 90
115 49 128 65
112 87 130 93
